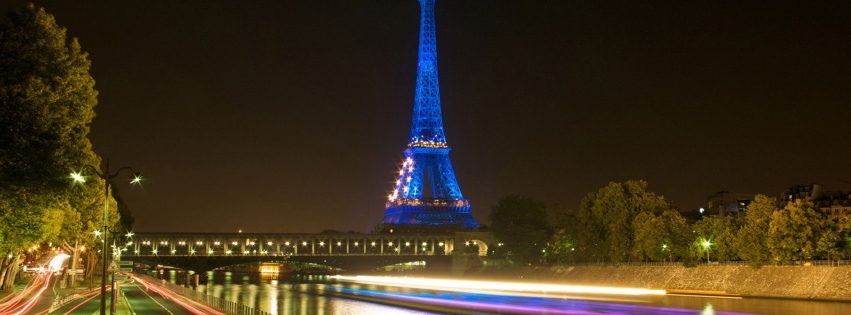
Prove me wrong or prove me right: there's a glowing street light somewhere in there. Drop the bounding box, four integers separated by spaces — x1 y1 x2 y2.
702 240 711 264
70 160 142 315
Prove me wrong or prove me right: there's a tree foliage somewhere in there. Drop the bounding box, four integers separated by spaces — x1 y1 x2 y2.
0 4 99 187
632 209 690 262
0 4 115 288
573 180 678 263
550 210 579 262
734 195 775 267
693 215 739 262
766 199 826 264
488 196 550 265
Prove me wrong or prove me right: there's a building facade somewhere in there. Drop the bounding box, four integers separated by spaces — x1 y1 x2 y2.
784 184 851 221
706 191 755 218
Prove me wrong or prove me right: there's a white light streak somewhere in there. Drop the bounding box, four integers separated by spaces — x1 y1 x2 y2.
332 276 666 297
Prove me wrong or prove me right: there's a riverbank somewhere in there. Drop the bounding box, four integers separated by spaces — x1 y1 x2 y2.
478 265 851 301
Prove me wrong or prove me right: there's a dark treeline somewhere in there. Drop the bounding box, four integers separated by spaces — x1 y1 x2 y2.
489 180 851 268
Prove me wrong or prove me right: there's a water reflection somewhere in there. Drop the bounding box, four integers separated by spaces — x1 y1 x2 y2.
155 270 850 315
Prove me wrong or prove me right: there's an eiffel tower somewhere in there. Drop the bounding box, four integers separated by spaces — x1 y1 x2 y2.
381 0 479 230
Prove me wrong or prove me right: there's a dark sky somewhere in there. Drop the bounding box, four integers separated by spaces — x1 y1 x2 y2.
3 1 850 233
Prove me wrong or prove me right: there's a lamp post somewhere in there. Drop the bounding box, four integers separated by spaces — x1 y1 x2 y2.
71 160 141 315
703 240 711 264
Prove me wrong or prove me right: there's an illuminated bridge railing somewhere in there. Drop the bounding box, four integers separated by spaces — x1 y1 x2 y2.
124 232 467 257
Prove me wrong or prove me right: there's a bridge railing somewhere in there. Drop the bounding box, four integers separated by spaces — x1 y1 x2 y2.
137 274 271 315
125 252 448 258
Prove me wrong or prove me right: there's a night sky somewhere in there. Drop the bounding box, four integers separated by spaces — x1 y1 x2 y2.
3 1 849 233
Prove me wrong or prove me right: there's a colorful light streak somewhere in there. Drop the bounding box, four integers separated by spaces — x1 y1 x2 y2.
0 254 69 315
0 271 53 315
332 275 667 297
329 286 752 315
131 274 227 315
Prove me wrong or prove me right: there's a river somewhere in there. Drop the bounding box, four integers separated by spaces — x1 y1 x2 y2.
157 270 850 315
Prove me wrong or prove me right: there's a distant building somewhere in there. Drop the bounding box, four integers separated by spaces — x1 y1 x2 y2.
680 207 707 223
706 191 755 218
784 184 825 201
784 184 851 220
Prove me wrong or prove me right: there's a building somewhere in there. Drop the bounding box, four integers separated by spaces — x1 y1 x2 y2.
784 184 851 221
706 191 755 218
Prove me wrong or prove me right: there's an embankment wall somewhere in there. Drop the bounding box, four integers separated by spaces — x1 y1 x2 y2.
515 265 851 301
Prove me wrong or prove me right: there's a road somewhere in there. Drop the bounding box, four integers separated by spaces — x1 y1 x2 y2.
42 279 205 314
120 282 198 315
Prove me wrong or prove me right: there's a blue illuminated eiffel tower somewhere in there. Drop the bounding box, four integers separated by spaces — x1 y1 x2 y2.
381 0 479 229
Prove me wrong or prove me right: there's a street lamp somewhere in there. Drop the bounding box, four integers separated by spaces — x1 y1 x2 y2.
71 160 142 315
702 240 711 264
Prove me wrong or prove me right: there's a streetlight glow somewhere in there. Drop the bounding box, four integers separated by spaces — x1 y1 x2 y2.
70 161 143 315
70 172 86 183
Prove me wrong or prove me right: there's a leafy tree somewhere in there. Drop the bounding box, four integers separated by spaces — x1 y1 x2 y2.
0 4 99 187
489 196 550 265
632 209 690 263
112 184 135 235
632 211 666 261
816 219 842 264
550 210 579 263
660 209 692 263
840 216 851 260
574 195 607 261
692 215 739 262
766 199 824 264
0 4 111 288
574 180 674 263
734 195 776 268
0 187 70 289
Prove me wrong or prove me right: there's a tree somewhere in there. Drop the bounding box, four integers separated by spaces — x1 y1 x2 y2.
692 215 739 262
0 187 69 289
550 211 579 263
839 216 851 260
632 209 690 263
816 219 842 264
574 180 675 263
0 4 108 289
734 195 776 268
766 199 824 264
632 211 666 261
489 196 550 265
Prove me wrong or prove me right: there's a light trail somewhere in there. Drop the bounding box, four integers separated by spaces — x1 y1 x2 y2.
0 272 53 315
332 275 666 296
58 291 100 315
131 274 227 315
329 276 756 315
0 274 40 313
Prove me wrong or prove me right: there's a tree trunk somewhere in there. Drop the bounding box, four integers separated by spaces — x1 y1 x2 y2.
69 241 79 287
0 254 22 291
84 251 97 282
0 255 10 291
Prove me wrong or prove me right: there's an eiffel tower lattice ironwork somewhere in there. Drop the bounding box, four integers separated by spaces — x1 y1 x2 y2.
381 0 479 229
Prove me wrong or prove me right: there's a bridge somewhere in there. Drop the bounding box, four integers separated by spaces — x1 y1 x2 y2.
121 231 495 273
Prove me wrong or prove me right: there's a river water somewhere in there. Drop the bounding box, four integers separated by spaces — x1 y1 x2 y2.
158 270 850 315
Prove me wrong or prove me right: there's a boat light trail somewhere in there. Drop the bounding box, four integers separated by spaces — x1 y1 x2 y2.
332 275 666 296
